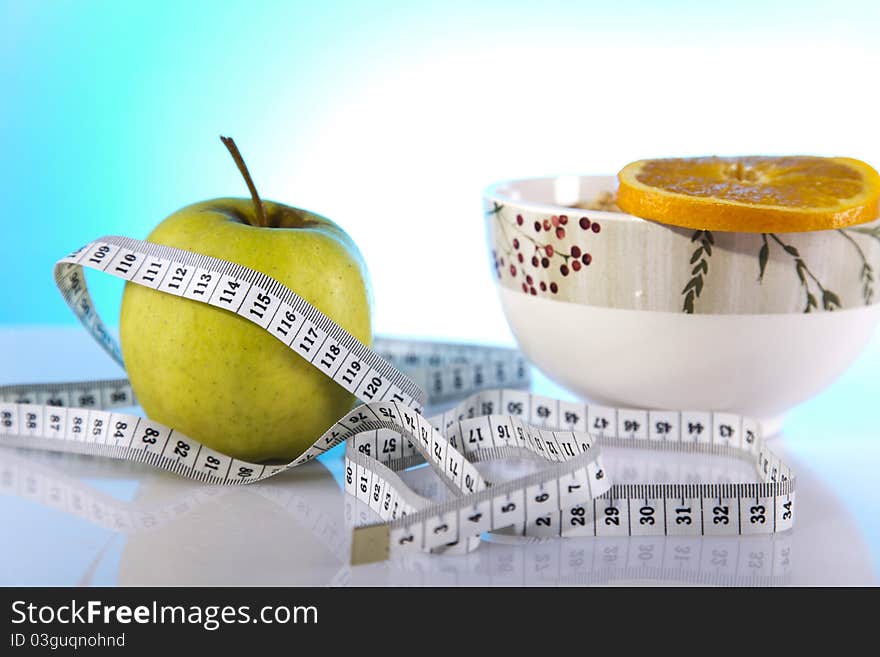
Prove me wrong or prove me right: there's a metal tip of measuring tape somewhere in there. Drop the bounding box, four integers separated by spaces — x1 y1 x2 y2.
350 524 391 566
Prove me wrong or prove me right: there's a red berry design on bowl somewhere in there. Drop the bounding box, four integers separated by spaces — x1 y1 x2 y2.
488 204 601 300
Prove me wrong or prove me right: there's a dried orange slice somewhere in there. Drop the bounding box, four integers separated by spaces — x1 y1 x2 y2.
616 156 880 232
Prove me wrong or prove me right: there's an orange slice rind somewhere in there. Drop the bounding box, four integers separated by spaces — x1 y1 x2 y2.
616 156 880 233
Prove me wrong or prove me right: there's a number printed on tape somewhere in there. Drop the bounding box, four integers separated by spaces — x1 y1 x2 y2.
0 235 797 565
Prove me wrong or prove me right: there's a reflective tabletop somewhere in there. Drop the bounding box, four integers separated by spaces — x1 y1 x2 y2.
2 327 879 586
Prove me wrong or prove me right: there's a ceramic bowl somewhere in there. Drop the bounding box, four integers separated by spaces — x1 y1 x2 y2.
483 175 880 431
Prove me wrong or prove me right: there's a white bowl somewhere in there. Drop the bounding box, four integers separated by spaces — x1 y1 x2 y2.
484 175 880 429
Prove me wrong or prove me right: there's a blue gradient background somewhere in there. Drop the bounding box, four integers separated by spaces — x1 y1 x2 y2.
2 0 880 580
2 0 879 338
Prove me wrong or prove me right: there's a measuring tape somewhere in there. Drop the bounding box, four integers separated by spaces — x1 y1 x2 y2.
0 236 795 565
0 449 793 586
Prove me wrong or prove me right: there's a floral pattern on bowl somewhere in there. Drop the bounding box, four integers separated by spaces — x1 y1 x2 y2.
484 188 880 315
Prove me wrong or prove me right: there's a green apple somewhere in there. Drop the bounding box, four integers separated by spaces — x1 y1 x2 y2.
119 137 372 462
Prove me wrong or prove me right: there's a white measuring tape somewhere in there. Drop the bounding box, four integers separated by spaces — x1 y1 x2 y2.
0 236 795 564
0 450 791 586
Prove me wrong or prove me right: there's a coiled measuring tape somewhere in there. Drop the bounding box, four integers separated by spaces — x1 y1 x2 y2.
0 236 795 565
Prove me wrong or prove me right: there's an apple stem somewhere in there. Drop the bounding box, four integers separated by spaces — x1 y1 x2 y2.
220 136 271 228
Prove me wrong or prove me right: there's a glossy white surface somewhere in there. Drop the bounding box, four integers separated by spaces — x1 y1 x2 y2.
1 326 879 586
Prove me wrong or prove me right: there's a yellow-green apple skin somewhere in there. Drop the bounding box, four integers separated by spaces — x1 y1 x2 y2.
119 198 372 462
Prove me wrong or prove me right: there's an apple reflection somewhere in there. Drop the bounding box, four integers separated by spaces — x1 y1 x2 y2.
116 461 346 586
0 448 346 585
